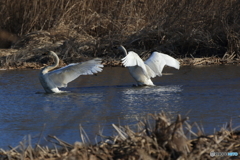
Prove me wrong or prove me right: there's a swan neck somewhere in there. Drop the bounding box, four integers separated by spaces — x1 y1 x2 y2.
42 51 59 74
50 52 59 69
119 45 128 56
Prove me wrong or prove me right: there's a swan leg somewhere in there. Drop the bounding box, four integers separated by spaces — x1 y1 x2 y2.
50 87 65 93
132 83 155 87
132 84 138 87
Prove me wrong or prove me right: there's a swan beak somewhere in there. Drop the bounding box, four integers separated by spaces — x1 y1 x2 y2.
117 46 123 50
42 51 53 56
112 46 120 51
42 52 48 56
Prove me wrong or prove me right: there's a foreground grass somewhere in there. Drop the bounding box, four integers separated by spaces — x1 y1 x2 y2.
0 0 240 69
0 112 239 160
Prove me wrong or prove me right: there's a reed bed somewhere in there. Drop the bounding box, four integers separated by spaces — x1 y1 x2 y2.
0 112 239 160
0 0 240 68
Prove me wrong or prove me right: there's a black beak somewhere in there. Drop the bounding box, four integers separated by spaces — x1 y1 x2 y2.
42 51 50 56
112 46 119 50
42 51 49 56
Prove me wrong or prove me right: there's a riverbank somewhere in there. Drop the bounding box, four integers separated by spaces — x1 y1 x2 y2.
0 31 240 69
0 0 239 70
1 51 239 70
0 49 240 70
0 112 239 160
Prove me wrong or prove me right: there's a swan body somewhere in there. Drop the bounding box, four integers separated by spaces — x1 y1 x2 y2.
119 46 180 86
39 51 103 93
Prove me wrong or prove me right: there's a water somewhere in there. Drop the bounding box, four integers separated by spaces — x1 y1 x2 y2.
0 65 240 149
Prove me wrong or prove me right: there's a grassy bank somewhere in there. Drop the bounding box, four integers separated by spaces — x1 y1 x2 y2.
0 0 240 69
0 112 239 159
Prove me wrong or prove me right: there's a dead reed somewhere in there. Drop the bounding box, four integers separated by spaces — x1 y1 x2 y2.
0 112 239 160
0 0 240 68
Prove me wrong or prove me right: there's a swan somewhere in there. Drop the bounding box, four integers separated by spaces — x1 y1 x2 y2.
39 51 103 93
118 45 180 86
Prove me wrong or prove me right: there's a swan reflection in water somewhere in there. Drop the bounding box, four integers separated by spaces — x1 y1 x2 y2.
123 85 182 95
115 85 183 122
40 84 182 122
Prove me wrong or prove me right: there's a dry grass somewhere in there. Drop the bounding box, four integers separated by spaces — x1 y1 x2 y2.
0 112 239 160
0 0 240 68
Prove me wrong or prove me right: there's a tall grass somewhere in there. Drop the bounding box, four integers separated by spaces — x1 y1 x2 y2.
1 112 239 159
0 0 239 60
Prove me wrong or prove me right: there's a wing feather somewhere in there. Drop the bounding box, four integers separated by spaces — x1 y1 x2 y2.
121 51 149 77
46 58 103 88
144 52 180 78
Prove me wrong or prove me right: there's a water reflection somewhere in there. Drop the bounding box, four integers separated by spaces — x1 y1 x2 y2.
113 86 180 127
120 85 182 116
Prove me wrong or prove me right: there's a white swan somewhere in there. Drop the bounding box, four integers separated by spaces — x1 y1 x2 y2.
119 45 180 86
39 51 103 93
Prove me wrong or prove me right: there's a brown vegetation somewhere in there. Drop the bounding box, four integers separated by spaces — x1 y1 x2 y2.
0 112 239 160
0 30 18 49
0 0 240 69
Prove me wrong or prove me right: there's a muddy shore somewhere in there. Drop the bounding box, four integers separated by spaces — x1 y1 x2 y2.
1 50 239 70
0 48 232 70
0 32 239 71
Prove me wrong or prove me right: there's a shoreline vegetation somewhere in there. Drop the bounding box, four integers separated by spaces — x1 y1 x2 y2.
0 0 240 69
0 112 240 159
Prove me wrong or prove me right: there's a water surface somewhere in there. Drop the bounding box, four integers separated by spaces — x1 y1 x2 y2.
0 65 240 149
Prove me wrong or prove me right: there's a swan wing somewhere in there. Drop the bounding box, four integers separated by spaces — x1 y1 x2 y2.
47 58 103 88
121 51 149 77
144 52 180 78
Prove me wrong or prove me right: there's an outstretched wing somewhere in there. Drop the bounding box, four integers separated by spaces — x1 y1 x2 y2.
47 58 103 88
121 51 149 77
144 52 180 78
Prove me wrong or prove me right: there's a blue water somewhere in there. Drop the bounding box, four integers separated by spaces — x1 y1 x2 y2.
0 65 240 149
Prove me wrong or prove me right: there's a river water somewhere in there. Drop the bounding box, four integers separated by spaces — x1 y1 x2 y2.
0 65 240 149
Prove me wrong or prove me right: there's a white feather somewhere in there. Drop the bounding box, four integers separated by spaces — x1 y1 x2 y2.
39 51 103 93
120 46 180 86
144 52 180 78
121 51 149 78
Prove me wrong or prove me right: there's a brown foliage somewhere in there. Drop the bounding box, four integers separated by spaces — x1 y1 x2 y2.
0 0 240 68
0 112 239 159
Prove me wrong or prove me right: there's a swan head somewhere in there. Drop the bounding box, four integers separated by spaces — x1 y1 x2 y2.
41 51 60 74
42 51 57 56
117 45 128 56
49 51 58 56
41 51 58 63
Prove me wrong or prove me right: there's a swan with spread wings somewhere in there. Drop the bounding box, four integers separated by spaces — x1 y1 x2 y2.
39 51 103 93
119 45 180 86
